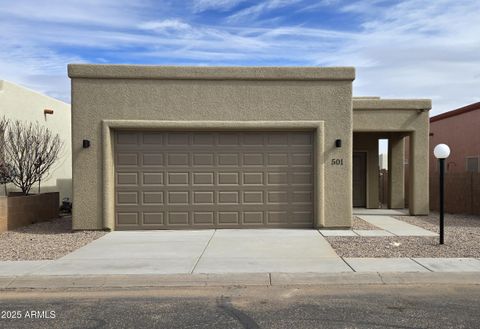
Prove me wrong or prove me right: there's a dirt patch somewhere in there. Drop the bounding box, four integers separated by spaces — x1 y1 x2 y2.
0 216 107 260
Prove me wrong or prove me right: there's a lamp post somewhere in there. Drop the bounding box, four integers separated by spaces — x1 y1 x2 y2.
433 144 450 245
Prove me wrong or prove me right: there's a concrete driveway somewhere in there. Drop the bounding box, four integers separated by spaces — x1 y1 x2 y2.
33 230 352 275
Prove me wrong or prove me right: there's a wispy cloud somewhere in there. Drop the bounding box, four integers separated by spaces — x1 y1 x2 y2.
0 0 478 114
191 0 246 13
330 0 480 113
139 19 191 32
227 0 302 22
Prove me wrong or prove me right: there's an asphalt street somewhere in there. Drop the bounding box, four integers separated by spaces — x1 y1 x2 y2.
1 284 479 329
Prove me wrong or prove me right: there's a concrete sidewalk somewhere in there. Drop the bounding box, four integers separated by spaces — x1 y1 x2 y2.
2 272 480 290
358 215 437 236
1 257 480 277
321 214 437 237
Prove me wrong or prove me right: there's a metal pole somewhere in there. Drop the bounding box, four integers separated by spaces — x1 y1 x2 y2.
439 158 445 244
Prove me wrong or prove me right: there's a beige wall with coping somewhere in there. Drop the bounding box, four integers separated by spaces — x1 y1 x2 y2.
0 80 72 201
0 192 59 232
69 65 355 230
353 99 431 215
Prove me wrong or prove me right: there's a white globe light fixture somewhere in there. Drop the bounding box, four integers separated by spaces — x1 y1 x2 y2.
434 144 451 159
433 143 450 245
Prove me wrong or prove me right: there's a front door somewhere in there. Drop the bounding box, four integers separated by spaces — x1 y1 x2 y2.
353 152 367 207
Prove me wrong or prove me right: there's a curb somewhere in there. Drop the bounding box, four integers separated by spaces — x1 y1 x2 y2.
1 272 480 290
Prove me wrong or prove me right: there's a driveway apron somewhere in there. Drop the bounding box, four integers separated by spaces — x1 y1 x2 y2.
29 229 351 275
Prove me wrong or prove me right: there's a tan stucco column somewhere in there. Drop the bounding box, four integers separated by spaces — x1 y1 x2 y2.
388 134 405 208
366 140 379 209
408 130 429 215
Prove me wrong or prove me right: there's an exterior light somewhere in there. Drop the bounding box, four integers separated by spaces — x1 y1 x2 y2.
433 144 450 159
83 140 91 148
433 143 450 245
335 139 342 148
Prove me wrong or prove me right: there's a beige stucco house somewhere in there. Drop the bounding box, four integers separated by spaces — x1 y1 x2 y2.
68 65 430 230
0 80 72 202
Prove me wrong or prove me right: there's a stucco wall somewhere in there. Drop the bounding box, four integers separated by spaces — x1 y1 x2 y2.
0 80 72 201
69 65 355 230
0 192 59 232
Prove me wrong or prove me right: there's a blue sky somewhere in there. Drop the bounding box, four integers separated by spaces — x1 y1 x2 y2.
1 0 479 116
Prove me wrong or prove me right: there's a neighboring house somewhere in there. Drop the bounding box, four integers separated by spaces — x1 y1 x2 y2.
69 65 430 231
0 80 72 202
429 102 480 174
428 102 480 215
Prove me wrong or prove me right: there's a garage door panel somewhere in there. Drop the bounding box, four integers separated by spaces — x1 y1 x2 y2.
267 153 289 166
167 212 190 225
243 172 264 185
217 172 239 185
167 191 189 205
116 172 138 186
142 132 164 145
243 191 264 204
243 153 264 166
117 212 139 225
143 212 164 225
193 153 215 166
218 211 240 224
142 153 164 166
192 172 214 185
289 133 313 145
193 191 215 204
218 133 239 145
167 153 189 166
267 172 288 185
217 153 239 166
116 191 138 205
267 211 288 224
115 131 314 229
117 153 139 166
142 172 164 185
117 132 139 145
193 212 215 224
142 191 164 205
167 132 190 145
167 172 189 185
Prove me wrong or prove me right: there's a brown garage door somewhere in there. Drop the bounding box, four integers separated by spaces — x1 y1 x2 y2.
115 131 314 229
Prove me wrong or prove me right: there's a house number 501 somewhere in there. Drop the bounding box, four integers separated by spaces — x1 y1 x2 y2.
331 159 344 165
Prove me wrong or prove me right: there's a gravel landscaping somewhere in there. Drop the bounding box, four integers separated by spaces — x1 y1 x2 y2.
327 213 480 258
0 216 107 261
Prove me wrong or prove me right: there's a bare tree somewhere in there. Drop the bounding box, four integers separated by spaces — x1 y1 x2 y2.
0 117 11 195
0 163 14 196
2 119 63 195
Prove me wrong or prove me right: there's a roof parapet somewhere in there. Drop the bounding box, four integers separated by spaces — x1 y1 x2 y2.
353 98 431 111
68 64 356 81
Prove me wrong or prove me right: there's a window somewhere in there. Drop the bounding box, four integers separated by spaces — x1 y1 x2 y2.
466 157 479 173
